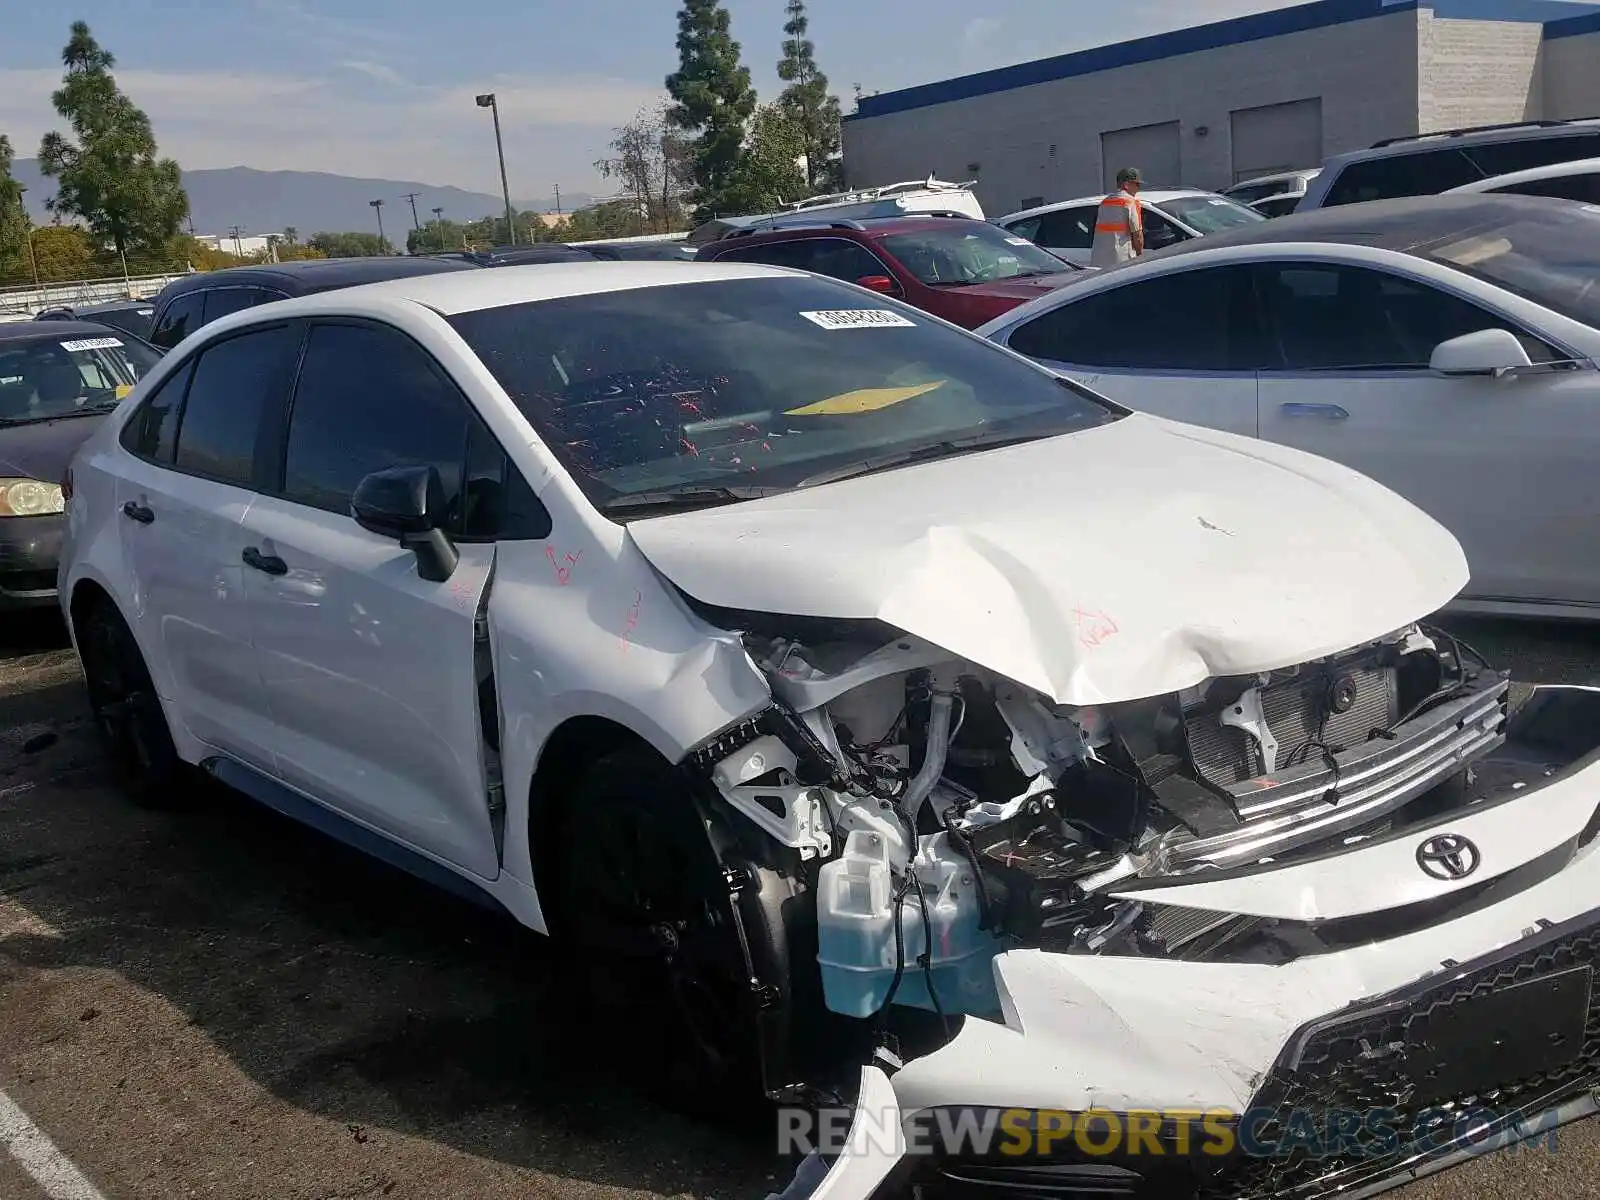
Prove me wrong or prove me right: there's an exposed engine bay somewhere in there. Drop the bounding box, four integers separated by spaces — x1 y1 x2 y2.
689 611 1510 1023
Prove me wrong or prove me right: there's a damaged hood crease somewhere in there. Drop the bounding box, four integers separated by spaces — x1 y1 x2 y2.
625 415 1468 705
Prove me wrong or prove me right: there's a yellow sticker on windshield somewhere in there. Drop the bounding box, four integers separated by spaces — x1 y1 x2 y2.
785 381 945 416
115 384 133 399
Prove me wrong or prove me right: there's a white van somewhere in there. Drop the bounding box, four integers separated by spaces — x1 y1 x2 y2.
687 176 985 245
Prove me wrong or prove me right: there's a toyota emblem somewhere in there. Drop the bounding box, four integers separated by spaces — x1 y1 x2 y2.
1416 834 1482 881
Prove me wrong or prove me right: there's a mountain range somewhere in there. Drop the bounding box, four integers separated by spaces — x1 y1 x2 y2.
10 160 595 239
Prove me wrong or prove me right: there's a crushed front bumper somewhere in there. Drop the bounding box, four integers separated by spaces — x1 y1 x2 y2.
792 686 1600 1200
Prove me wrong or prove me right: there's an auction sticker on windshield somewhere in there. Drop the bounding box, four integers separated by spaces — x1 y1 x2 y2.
800 310 917 330
58 337 123 351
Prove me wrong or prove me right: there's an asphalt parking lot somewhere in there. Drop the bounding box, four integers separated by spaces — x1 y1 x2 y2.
2 609 1599 1200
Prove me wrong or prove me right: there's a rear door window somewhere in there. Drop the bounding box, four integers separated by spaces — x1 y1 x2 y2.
1001 216 1043 241
709 239 820 271
1322 148 1482 206
1465 133 1600 178
1006 266 1264 371
1491 171 1600 204
119 361 193 463
1033 206 1096 250
202 288 266 324
171 323 302 487
803 239 892 283
149 292 204 349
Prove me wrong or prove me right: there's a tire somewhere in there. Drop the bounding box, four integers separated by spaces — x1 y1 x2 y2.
547 748 769 1117
77 601 188 809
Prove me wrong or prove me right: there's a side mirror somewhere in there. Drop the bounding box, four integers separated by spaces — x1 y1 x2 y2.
1429 328 1533 377
350 464 459 582
857 274 899 295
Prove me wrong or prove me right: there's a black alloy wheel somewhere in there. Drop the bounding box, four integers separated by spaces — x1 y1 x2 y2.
551 749 767 1115
78 602 187 808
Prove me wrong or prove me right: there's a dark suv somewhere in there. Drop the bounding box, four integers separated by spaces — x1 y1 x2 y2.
146 256 481 349
696 215 1084 329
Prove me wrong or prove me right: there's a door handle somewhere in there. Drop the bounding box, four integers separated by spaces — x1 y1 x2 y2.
1280 402 1350 420
120 500 154 524
241 546 288 576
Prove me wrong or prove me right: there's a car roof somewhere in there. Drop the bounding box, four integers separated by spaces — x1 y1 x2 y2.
1447 155 1600 192
192 259 804 320
1226 168 1320 191
1320 117 1600 171
155 255 479 300
710 214 988 247
1114 191 1580 264
0 319 141 345
999 189 1214 221
59 299 155 315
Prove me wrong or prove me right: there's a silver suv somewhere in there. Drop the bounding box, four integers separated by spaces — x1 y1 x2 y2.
1298 117 1600 210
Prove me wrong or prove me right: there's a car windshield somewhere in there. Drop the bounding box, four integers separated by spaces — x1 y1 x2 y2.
877 222 1073 286
1159 194 1267 234
1420 200 1600 329
0 333 161 426
447 275 1118 508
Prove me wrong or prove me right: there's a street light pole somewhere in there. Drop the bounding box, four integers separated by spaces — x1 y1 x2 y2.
369 198 387 252
476 93 516 245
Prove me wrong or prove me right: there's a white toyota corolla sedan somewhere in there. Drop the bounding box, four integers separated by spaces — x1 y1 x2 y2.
57 260 1600 1200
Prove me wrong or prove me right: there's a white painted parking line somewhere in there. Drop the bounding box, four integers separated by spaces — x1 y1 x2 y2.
0 1090 106 1200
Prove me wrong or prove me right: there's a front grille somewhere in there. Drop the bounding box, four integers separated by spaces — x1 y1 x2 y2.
1202 910 1600 1199
1186 667 1397 789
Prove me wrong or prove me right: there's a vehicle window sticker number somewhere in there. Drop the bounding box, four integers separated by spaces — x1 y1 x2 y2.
800 309 917 330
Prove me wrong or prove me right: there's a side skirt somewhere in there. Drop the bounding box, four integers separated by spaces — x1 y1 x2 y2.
199 755 516 919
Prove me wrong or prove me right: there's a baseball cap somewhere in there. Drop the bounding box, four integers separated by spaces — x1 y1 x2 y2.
1116 167 1142 185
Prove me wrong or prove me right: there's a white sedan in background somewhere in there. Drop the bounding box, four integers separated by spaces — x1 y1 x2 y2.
979 192 1600 620
994 188 1265 266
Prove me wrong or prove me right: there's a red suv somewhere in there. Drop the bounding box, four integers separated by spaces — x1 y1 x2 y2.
695 215 1086 329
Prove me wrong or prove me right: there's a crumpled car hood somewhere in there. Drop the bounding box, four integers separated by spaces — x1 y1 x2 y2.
626 413 1469 706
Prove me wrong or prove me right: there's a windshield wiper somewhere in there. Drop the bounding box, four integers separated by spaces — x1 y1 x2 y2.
796 430 1057 490
600 483 783 516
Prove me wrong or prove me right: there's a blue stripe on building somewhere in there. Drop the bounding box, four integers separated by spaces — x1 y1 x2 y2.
844 0 1600 122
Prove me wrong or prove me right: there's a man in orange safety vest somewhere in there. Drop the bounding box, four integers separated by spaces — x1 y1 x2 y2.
1090 166 1145 269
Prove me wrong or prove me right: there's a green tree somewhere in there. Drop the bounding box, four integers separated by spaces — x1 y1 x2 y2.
308 230 389 257
29 225 94 282
776 0 843 193
0 135 26 270
596 103 692 233
408 217 471 254
666 0 757 220
36 22 189 279
726 104 807 213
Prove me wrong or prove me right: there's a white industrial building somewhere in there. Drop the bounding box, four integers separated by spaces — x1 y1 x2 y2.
841 0 1600 214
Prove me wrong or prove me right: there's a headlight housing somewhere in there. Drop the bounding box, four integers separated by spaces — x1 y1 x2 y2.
0 478 66 517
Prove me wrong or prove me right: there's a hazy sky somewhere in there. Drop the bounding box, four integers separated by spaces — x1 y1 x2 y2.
0 0 1587 195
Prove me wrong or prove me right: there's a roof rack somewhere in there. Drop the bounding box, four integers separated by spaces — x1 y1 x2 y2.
783 174 978 211
725 209 978 240
1370 116 1600 148
727 218 868 239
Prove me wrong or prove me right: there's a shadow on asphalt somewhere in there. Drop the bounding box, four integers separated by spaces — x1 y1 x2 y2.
2 612 1596 1198
0 618 782 1197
